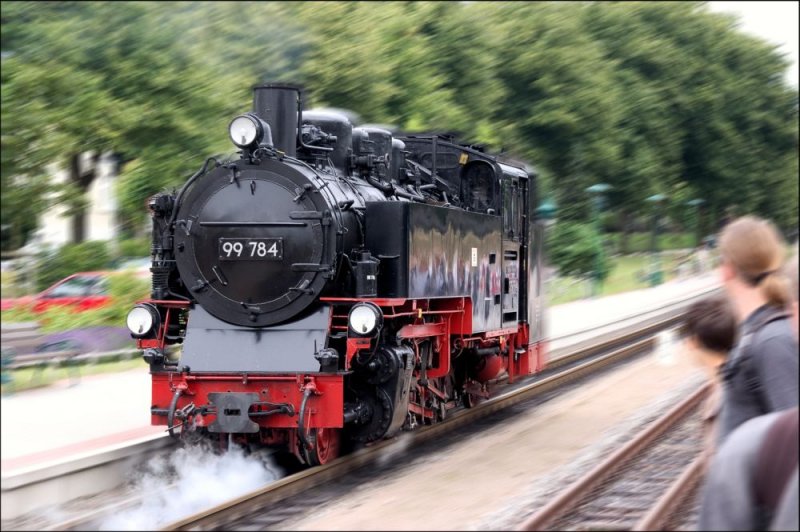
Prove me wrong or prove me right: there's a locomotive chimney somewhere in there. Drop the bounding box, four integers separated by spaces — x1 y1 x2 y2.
252 83 302 157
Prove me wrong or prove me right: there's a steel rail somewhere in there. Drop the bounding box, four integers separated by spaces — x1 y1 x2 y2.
517 382 711 531
547 310 685 369
162 333 666 531
32 317 664 530
633 454 707 531
34 293 696 531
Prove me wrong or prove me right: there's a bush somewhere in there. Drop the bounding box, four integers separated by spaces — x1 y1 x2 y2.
2 272 149 333
36 241 113 291
116 237 151 259
0 303 39 324
547 222 611 281
36 272 150 333
606 232 696 254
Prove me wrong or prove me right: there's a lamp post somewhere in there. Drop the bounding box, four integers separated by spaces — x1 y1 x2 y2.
646 194 667 286
534 199 557 335
686 198 705 248
535 200 558 229
586 183 612 297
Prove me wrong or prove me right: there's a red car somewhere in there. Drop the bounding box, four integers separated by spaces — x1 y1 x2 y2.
1 272 113 313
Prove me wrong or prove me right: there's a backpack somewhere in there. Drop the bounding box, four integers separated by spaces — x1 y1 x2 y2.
720 305 791 415
754 407 799 528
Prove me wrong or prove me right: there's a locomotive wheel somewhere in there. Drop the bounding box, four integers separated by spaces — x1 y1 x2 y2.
462 391 487 409
305 427 341 466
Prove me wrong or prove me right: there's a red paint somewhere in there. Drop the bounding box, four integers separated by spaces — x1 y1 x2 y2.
345 337 371 369
2 271 153 313
151 373 344 429
135 299 190 350
476 353 505 382
142 294 548 445
396 321 446 339
321 297 408 306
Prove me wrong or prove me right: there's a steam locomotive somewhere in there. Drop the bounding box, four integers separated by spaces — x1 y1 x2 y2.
128 83 547 465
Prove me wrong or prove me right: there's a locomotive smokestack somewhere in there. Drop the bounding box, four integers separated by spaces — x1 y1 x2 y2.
252 83 302 157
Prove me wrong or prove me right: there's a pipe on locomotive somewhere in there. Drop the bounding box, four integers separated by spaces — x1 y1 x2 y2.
167 388 183 438
297 386 314 460
252 83 333 156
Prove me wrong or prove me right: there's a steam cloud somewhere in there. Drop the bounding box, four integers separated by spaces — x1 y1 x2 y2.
99 442 282 530
375 431 414 469
655 327 679 366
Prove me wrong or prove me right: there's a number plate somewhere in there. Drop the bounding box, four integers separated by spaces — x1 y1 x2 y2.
219 238 283 261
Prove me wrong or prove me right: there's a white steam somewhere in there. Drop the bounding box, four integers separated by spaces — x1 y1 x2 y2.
655 328 678 366
99 442 282 530
375 431 414 468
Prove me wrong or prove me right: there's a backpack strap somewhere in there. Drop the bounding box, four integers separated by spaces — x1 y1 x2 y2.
753 408 799 520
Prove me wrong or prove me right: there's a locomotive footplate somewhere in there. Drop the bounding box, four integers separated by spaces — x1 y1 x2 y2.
206 392 294 433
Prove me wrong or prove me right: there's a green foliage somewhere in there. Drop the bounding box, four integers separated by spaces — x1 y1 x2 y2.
1 2 235 244
36 241 112 291
2 1 797 248
116 237 150 259
547 222 611 281
36 273 149 333
0 303 38 324
606 232 696 254
2 272 150 333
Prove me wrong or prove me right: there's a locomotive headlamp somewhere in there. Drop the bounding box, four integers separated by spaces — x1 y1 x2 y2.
229 114 260 148
348 303 383 337
126 303 160 338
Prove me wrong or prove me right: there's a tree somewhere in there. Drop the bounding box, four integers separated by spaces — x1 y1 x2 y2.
2 0 796 250
1 2 234 245
547 221 611 281
474 2 626 219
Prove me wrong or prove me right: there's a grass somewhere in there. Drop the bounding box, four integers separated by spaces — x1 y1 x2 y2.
604 232 697 254
547 251 710 306
1 356 145 395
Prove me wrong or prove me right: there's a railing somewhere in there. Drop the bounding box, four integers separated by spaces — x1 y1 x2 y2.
6 347 141 370
1 322 145 388
1 321 42 354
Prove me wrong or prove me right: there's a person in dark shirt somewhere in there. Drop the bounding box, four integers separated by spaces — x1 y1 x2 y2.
715 217 798 444
683 296 738 457
699 252 799 532
699 407 799 531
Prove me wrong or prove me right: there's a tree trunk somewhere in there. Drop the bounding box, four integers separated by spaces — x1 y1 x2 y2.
68 152 100 243
621 209 632 254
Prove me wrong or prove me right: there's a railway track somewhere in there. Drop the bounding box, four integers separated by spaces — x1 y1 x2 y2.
160 322 682 531
518 382 710 531
5 284 717 531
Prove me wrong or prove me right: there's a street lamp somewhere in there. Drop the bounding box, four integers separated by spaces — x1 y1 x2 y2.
535 200 558 228
535 199 557 339
586 183 612 296
686 198 705 248
646 194 668 286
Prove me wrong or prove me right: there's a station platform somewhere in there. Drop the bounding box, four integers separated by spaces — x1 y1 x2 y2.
0 272 719 475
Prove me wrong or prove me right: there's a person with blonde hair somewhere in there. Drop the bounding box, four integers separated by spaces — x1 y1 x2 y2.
716 216 798 444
